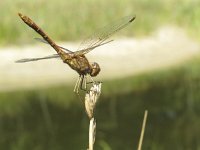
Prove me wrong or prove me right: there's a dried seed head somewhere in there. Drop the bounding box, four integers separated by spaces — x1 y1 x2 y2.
85 82 102 119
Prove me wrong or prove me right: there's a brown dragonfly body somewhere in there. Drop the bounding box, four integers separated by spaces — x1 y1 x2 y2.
17 13 135 92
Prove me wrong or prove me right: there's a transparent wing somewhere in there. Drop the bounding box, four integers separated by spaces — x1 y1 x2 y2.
75 39 114 55
75 15 135 55
15 54 60 63
15 39 114 63
34 38 73 53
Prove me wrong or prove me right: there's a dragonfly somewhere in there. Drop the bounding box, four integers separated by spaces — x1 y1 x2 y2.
16 13 135 93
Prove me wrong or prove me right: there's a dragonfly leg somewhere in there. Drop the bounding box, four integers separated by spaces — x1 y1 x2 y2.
83 75 87 90
74 75 82 93
86 75 95 85
74 75 99 93
80 75 87 91
87 75 102 88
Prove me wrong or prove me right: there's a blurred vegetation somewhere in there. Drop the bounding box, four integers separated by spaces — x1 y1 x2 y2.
1 57 200 149
0 0 200 46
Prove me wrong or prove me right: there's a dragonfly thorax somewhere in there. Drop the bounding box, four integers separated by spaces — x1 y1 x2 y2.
90 62 100 77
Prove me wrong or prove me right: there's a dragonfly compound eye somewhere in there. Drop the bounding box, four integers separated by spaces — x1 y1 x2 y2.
90 62 101 77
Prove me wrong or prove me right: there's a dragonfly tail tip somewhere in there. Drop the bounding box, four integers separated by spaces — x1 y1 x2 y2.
129 16 136 22
18 12 23 17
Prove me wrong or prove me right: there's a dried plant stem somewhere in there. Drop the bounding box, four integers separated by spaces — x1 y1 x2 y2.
89 118 96 150
137 110 148 150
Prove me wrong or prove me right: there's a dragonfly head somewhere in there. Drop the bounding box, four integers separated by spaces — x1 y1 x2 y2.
90 62 100 77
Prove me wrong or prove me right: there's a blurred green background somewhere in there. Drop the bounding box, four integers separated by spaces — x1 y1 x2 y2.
1 0 200 150
1 0 200 46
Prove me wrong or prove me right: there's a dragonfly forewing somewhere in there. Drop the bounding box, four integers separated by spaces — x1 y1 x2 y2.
74 39 113 55
76 15 136 55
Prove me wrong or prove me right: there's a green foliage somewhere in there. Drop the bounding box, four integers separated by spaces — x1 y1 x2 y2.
0 0 200 46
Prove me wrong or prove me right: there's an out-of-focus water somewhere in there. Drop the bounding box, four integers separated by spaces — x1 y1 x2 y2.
1 63 200 150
